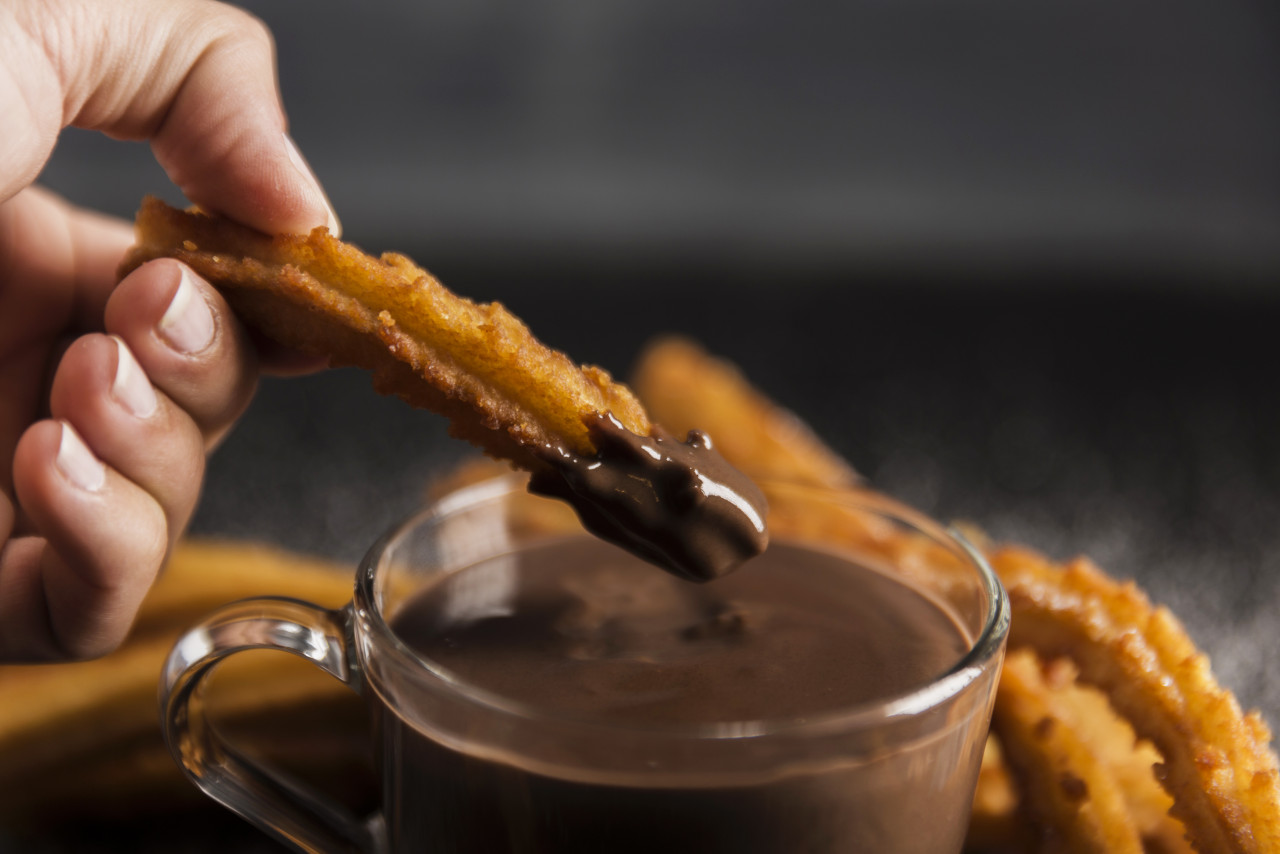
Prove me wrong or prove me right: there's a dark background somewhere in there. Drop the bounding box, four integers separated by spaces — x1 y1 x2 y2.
12 0 1280 849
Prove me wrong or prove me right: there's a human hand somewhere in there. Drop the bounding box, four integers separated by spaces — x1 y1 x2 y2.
0 0 339 661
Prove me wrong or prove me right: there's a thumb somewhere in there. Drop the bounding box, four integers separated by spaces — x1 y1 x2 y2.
3 0 339 237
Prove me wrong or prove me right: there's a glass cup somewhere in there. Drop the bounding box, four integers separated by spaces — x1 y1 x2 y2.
161 476 1008 854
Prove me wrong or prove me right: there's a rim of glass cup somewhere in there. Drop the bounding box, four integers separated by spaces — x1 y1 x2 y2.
354 475 1010 739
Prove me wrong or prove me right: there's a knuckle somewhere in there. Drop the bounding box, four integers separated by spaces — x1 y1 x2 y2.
54 626 126 662
51 512 168 662
205 3 276 58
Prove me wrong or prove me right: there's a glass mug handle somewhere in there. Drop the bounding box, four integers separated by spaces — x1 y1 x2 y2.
160 597 376 854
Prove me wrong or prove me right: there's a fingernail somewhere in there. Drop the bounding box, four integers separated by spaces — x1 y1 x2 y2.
110 336 157 418
159 267 215 354
56 422 106 493
283 133 342 237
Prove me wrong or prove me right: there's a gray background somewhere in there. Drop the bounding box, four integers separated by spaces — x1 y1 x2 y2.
45 0 1280 279
12 0 1280 849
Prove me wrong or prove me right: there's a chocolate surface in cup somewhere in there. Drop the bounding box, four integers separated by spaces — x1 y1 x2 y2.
375 536 983 853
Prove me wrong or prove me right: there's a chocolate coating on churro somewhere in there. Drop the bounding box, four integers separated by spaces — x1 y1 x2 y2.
529 414 769 582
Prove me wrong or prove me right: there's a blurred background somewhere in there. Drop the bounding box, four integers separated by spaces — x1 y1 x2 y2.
34 0 1280 735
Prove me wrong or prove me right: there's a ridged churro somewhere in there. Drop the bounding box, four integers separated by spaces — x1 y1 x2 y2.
119 200 767 581
993 650 1144 853
120 198 648 468
994 548 1280 854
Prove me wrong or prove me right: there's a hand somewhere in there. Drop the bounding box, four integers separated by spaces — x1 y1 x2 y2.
0 0 339 661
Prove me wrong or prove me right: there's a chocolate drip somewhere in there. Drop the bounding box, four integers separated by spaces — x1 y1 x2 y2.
528 414 769 582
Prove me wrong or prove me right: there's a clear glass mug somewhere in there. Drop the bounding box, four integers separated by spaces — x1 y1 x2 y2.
161 476 1009 854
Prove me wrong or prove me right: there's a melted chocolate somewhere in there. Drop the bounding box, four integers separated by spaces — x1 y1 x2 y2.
395 538 970 724
376 537 984 853
528 414 769 582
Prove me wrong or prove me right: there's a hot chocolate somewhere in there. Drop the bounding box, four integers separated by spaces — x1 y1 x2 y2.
376 535 986 853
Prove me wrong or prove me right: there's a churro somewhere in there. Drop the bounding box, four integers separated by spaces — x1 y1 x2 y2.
632 337 860 489
120 201 767 581
120 200 650 468
0 541 357 820
993 548 1280 854
993 650 1144 853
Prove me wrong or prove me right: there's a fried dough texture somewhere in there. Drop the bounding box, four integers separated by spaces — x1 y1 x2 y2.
632 337 860 488
994 548 1280 854
1025 656 1188 854
0 541 364 821
119 197 650 470
630 337 1279 854
967 736 1033 854
993 650 1144 854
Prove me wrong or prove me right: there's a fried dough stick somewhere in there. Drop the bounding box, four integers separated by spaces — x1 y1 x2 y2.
993 548 1280 854
967 737 1033 854
0 541 357 819
122 203 776 582
631 337 1277 854
1040 661 1190 854
992 650 1144 854
119 197 650 471
632 336 860 488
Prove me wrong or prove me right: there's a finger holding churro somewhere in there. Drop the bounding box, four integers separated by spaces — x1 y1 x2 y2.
0 0 343 664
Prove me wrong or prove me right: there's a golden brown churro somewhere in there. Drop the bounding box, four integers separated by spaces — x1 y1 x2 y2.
632 337 860 489
993 548 1280 854
119 201 768 581
993 650 1144 853
967 737 1032 854
120 197 648 469
0 541 358 821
